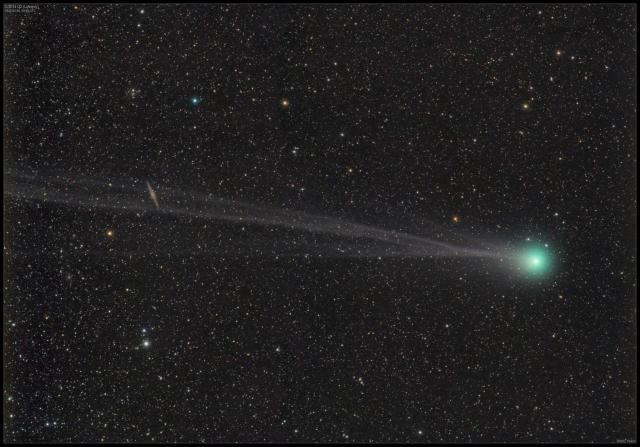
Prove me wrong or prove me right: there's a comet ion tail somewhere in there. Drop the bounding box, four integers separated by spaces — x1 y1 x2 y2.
146 181 160 209
5 171 510 260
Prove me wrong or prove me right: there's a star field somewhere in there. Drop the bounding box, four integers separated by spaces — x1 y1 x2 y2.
3 4 637 443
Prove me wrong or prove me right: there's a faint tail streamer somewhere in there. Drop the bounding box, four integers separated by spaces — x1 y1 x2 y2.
4 170 510 260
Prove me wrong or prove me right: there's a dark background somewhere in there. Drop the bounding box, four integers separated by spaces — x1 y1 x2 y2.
3 3 637 443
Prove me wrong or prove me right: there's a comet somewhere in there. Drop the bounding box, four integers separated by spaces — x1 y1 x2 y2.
5 170 546 269
146 181 160 209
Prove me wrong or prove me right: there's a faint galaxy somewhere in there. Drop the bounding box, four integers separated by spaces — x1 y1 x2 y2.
3 3 637 443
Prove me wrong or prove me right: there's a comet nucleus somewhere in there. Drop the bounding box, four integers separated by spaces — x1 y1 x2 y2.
518 244 552 276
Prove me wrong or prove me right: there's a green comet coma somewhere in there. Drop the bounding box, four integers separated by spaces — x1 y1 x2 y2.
519 245 551 275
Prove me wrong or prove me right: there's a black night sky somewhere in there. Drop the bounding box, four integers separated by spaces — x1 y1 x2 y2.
3 3 637 443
